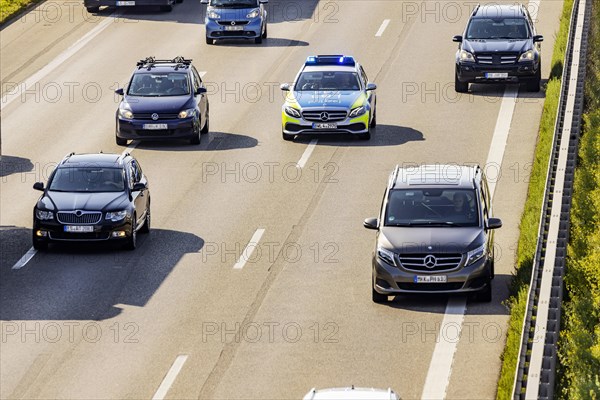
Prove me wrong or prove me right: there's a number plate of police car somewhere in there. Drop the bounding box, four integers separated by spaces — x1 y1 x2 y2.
64 225 94 233
143 124 168 130
116 1 135 5
414 275 447 283
313 123 337 129
485 72 508 79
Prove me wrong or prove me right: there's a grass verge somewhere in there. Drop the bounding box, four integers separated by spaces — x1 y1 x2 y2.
495 0 574 398
0 0 44 26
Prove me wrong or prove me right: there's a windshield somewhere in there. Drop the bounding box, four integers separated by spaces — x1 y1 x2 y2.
49 167 125 193
294 71 361 91
127 72 190 96
385 189 479 227
466 18 530 40
210 0 258 7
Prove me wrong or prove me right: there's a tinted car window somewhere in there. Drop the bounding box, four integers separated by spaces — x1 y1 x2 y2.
128 73 190 96
385 189 479 226
466 18 530 39
210 0 258 7
295 71 361 91
49 167 125 193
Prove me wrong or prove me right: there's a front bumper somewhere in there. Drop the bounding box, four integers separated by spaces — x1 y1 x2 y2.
33 218 134 244
372 254 492 295
281 109 370 136
456 61 539 83
205 18 262 40
116 117 197 141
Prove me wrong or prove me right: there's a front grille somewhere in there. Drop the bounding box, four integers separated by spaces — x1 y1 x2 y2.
217 20 249 26
476 53 519 65
133 113 179 120
49 232 110 241
397 282 464 291
214 31 256 37
56 211 102 225
398 253 463 272
137 129 174 136
302 110 347 122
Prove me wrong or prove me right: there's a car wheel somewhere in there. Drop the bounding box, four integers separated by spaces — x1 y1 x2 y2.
282 131 294 141
526 69 541 92
160 4 173 11
370 108 377 128
116 136 128 146
126 216 137 250
32 237 48 251
176 0 183 3
262 23 267 39
190 124 201 144
254 34 263 44
372 286 388 303
201 114 209 134
86 6 100 12
358 128 371 140
140 204 150 234
206 37 213 45
455 70 468 93
477 281 492 302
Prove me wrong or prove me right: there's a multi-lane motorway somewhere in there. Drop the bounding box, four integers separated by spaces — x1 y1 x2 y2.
1 0 564 398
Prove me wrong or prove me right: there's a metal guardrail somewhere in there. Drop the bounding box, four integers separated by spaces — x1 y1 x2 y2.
512 0 592 398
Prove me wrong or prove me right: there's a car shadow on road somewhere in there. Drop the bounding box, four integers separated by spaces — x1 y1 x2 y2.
0 228 203 321
209 38 309 47
291 125 425 147
0 155 34 178
468 80 548 100
131 131 258 152
378 273 512 316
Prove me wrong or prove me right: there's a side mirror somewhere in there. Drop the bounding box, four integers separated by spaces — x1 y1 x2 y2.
200 0 209 4
452 35 463 43
132 182 147 191
115 88 124 96
280 83 290 91
33 182 45 191
196 87 207 95
533 35 544 42
486 217 502 230
363 217 379 230
366 83 377 91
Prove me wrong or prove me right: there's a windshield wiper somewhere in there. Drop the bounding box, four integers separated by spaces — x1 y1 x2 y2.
405 221 465 227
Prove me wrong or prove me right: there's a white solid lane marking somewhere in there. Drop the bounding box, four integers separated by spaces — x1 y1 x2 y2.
152 355 188 400
421 85 519 399
375 19 390 37
12 247 37 270
1 13 119 111
297 139 318 169
233 229 265 270
122 141 139 157
421 297 467 399
199 71 207 78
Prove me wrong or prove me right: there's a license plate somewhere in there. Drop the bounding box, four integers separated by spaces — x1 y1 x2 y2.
116 1 135 5
313 123 337 129
485 72 508 79
224 26 244 31
414 275 447 283
64 225 94 233
143 123 168 130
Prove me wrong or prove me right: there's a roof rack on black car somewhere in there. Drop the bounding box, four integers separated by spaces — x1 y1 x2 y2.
136 56 192 70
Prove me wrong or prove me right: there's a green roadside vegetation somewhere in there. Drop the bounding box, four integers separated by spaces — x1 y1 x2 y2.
557 0 600 397
0 0 43 26
495 0 574 398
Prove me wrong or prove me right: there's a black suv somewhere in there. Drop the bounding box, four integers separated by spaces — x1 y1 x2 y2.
363 165 502 303
453 4 543 92
115 57 209 146
32 153 150 250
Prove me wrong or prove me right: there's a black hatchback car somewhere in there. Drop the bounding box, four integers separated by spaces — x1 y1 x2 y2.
32 153 150 250
115 57 209 146
364 165 502 303
453 4 543 92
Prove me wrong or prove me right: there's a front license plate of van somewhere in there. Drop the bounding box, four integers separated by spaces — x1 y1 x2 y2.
485 72 508 79
313 123 337 129
414 275 447 283
64 225 94 233
116 1 135 5
224 26 244 31
143 123 167 130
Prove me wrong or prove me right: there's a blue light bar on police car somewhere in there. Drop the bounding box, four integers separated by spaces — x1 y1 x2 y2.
305 55 356 66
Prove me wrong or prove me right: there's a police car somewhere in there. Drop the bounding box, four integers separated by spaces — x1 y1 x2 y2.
280 55 377 141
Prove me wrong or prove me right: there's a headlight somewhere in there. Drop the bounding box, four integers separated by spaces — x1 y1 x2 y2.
119 108 133 119
178 108 196 119
246 8 260 18
207 10 220 19
459 50 475 63
105 210 128 222
519 50 535 61
349 106 366 118
284 106 301 118
35 209 54 220
377 247 396 266
465 244 486 266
